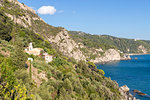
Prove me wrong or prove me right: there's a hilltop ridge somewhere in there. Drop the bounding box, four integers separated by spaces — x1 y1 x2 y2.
7 0 35 13
69 31 150 54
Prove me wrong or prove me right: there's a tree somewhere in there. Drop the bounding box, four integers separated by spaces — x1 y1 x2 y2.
63 79 73 93
0 11 13 42
11 26 17 45
11 39 27 68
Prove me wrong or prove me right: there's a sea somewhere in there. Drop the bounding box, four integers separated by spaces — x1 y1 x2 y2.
97 54 150 100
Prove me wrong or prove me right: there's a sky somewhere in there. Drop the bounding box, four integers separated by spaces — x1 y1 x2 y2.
18 0 150 40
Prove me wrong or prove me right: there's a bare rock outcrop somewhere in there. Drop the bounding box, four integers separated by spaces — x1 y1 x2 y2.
120 85 139 100
47 29 86 61
4 0 40 28
138 45 147 54
91 49 121 63
5 13 29 28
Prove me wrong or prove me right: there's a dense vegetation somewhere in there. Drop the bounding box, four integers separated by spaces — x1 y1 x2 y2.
69 31 150 53
0 1 122 100
142 40 150 45
0 38 121 99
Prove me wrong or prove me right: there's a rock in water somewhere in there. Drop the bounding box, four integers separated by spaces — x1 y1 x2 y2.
133 90 147 96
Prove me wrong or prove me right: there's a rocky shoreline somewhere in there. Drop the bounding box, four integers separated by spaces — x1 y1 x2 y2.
95 53 150 64
120 85 139 100
120 85 150 100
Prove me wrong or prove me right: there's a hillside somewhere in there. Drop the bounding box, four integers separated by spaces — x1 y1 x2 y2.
142 40 150 45
69 31 150 54
0 0 135 100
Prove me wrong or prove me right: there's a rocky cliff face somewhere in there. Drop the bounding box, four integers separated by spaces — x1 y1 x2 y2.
5 13 31 28
91 49 121 63
2 0 41 28
138 45 147 54
46 29 86 61
46 29 121 62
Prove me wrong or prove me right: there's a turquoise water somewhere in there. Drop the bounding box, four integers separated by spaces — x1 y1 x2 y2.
97 54 150 100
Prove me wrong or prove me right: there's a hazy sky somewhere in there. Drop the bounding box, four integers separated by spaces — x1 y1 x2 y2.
18 0 150 40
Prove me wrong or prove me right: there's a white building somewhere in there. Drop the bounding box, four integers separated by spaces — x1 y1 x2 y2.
25 43 43 56
43 53 53 63
25 43 53 63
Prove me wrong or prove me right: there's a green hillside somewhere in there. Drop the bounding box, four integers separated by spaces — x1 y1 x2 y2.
0 0 122 100
142 40 150 44
69 31 150 53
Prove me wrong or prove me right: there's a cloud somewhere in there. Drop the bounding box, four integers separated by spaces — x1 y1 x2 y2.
37 6 56 15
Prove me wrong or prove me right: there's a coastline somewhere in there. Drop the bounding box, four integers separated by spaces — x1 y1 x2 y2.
96 62 139 100
95 60 120 65
96 54 150 100
95 53 150 64
126 53 150 56
95 54 147 100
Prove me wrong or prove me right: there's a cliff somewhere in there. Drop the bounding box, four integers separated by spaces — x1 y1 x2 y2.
91 49 121 63
46 29 121 62
46 29 86 61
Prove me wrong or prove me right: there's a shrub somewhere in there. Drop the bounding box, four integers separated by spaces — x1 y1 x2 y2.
63 79 73 93
15 69 30 83
98 69 105 75
35 85 52 100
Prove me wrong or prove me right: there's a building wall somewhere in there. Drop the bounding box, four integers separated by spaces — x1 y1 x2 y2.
45 55 53 63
